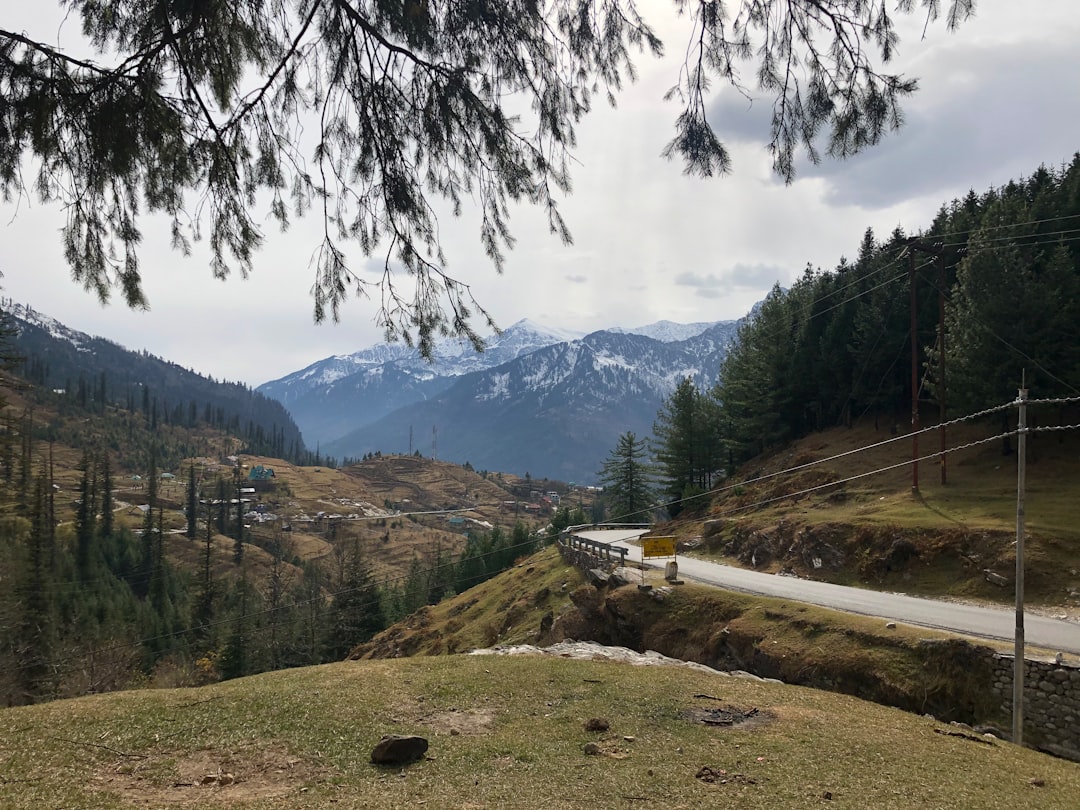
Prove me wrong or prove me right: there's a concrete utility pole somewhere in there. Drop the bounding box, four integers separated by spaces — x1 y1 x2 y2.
1013 384 1028 745
937 251 947 485
909 249 919 493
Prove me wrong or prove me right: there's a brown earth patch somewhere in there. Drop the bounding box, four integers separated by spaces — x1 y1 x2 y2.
417 707 498 736
92 744 333 806
683 704 774 730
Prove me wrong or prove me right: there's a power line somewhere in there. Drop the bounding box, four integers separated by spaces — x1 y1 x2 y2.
940 226 1080 249
630 399 1018 521
709 430 1020 519
918 257 1080 398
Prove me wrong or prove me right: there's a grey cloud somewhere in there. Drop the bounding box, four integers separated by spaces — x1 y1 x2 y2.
565 274 588 284
676 262 787 297
706 91 775 146
706 41 1080 210
727 262 788 287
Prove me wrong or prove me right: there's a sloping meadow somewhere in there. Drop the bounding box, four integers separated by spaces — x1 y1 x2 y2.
1 651 1078 809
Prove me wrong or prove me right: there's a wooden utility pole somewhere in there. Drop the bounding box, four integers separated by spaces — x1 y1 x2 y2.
905 239 947 493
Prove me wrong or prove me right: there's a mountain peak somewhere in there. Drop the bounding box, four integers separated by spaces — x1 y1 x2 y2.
503 319 584 344
609 320 720 343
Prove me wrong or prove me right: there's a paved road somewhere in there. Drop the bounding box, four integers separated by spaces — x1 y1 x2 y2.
575 529 1080 655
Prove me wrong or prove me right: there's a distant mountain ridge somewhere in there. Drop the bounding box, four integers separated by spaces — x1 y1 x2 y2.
257 319 587 446
608 320 718 342
2 299 744 481
4 300 307 461
259 317 742 482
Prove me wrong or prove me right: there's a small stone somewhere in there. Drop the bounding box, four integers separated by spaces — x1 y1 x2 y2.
885 622 896 629
823 791 833 800
623 735 636 742
584 717 610 732
584 742 601 756
371 734 429 766
1030 778 1045 787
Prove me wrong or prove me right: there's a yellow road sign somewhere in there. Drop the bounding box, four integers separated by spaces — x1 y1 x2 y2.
641 536 676 558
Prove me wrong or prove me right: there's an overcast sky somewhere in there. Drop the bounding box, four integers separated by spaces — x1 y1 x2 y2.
2 2 1078 388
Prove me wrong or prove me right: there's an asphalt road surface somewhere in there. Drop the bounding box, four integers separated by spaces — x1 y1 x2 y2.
575 529 1080 655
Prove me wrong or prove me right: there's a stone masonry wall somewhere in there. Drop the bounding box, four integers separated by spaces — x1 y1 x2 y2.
989 654 1080 759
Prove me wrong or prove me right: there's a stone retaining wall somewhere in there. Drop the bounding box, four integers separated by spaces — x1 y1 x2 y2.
989 654 1080 759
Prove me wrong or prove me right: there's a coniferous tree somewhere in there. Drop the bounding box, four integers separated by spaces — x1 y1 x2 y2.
219 575 253 681
17 469 55 702
193 508 216 650
186 464 197 539
262 531 295 671
299 561 327 665
947 234 1080 412
325 538 386 660
1 2 973 355
652 380 723 515
98 453 114 540
598 432 655 523
74 450 96 580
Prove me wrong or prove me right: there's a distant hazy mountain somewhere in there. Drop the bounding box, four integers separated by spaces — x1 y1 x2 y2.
257 319 584 446
608 320 717 343
310 321 741 483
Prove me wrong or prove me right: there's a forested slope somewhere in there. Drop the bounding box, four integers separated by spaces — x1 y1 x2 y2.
641 155 1080 514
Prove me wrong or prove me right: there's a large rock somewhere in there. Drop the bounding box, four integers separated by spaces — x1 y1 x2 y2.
370 734 429 765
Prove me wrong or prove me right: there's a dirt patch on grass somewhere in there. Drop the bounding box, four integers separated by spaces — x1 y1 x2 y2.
93 744 333 806
684 704 774 730
417 707 498 736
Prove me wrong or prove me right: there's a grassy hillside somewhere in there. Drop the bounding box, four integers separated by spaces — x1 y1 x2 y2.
1 651 1077 809
662 417 1080 612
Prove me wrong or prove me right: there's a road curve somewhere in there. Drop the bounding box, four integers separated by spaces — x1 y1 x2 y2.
574 529 1080 655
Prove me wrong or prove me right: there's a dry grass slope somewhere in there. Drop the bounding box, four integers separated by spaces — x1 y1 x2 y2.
1 651 1077 809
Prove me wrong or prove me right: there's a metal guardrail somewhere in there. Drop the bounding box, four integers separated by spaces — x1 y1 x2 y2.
559 534 629 567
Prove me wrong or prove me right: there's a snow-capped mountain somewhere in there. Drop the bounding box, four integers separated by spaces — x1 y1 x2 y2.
608 320 717 343
261 318 583 401
312 321 742 483
256 319 586 445
257 317 587 447
4 301 96 350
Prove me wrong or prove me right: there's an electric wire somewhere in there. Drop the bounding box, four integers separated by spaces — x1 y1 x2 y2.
624 399 1018 521
708 430 1020 519
12 398 1080 688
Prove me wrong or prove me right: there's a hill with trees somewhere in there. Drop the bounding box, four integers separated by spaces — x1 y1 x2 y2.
602 156 1080 521
4 302 309 467
0 308 580 706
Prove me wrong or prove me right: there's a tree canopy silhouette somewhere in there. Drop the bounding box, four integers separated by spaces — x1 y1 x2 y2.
0 0 972 355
